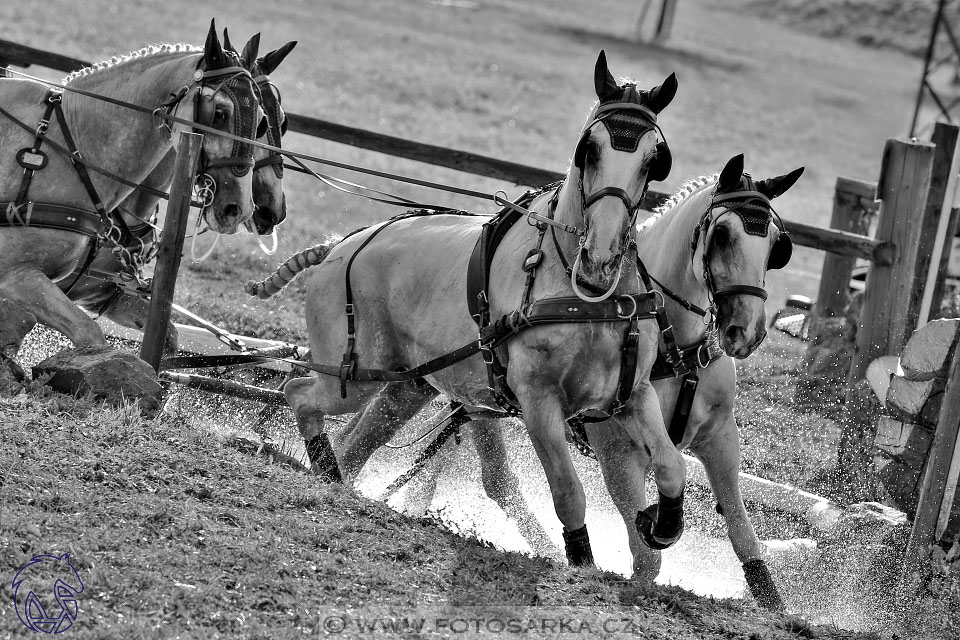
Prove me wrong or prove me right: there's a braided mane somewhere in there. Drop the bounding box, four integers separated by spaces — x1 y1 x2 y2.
639 173 718 230
63 43 200 84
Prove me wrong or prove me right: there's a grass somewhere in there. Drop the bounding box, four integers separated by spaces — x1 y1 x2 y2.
0 383 884 640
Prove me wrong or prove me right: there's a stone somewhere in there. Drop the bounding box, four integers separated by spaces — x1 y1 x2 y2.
900 318 960 379
32 346 161 415
887 375 942 424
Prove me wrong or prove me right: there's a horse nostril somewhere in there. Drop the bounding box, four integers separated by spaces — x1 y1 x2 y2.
223 203 241 220
724 325 744 346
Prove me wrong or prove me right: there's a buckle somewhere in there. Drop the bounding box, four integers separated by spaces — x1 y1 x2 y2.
35 119 49 137
696 344 711 368
480 345 495 365
616 294 638 319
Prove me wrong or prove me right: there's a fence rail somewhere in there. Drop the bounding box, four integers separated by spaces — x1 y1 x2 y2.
0 38 886 260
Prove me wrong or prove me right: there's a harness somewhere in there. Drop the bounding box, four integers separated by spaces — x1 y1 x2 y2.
569 179 790 457
0 57 262 294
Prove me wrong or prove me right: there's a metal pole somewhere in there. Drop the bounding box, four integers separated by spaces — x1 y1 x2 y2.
140 132 203 372
910 0 946 136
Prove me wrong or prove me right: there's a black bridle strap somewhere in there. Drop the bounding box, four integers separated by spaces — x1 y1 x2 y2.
582 186 639 211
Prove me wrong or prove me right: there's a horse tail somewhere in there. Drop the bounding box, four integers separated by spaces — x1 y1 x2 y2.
244 237 339 299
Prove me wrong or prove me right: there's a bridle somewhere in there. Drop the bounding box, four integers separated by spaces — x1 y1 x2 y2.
691 177 793 318
250 73 286 178
157 57 265 208
563 95 672 302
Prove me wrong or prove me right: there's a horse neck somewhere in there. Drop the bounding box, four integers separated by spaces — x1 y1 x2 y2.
61 52 201 209
639 185 715 344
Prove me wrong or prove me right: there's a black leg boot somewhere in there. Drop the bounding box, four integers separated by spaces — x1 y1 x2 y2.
562 524 595 567
743 558 785 611
636 490 685 550
306 433 343 483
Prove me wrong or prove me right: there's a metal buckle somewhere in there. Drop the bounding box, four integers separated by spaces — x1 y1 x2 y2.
616 294 638 319
696 343 711 368
35 119 49 137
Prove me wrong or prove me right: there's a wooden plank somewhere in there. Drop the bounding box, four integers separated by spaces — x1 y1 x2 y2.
0 39 89 72
917 123 960 325
139 133 202 372
848 138 937 386
836 176 879 206
785 219 888 263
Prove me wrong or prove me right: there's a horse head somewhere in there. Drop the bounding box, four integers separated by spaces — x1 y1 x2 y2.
694 154 804 358
225 30 297 244
186 20 266 235
568 51 676 296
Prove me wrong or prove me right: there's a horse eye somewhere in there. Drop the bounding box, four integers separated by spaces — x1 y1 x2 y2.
712 224 731 247
213 108 228 124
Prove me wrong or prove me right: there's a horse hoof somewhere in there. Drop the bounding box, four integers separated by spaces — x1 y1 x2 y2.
635 503 684 551
305 433 343 484
743 558 785 611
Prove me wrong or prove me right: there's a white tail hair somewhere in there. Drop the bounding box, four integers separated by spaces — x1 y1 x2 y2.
244 237 340 299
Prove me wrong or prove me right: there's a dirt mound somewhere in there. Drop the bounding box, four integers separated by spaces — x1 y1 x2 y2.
749 0 952 58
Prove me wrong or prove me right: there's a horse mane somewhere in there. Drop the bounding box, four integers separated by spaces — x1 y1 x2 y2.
63 43 200 84
639 173 718 229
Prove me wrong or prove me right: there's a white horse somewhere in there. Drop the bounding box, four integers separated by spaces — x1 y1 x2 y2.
55 32 297 352
327 154 803 611
0 20 264 354
249 51 688 565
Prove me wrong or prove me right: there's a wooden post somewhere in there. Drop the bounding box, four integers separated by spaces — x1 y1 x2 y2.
811 177 878 320
847 138 937 385
916 123 960 325
139 132 203 372
898 339 960 616
837 139 936 496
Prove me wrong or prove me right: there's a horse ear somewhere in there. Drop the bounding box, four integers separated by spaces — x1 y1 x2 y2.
718 154 745 192
647 72 678 114
258 40 298 75
203 19 228 69
241 33 261 70
222 28 236 55
757 167 805 200
594 50 620 101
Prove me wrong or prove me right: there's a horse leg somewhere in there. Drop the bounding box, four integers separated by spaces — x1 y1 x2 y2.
691 413 786 611
472 416 564 562
614 381 687 551
511 381 591 566
336 381 439 484
101 292 179 354
0 268 106 348
585 417 662 582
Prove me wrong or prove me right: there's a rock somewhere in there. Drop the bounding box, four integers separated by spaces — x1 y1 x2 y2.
900 319 960 379
887 375 942 424
0 297 37 357
32 346 161 416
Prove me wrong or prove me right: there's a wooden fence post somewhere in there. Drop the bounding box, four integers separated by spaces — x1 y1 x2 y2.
837 139 936 494
916 123 960 326
847 139 937 384
811 177 878 321
897 338 960 621
139 132 203 372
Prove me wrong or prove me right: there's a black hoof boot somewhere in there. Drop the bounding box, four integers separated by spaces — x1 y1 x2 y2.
743 558 785 611
562 524 595 566
636 491 685 550
305 433 343 484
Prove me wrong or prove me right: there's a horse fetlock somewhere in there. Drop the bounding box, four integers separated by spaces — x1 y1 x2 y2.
635 490 685 550
561 524 595 567
742 558 785 611
305 433 343 484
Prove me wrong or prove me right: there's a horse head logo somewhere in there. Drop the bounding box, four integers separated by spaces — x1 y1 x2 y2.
12 553 84 634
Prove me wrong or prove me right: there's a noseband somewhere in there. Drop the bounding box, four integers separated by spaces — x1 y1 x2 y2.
691 178 792 311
